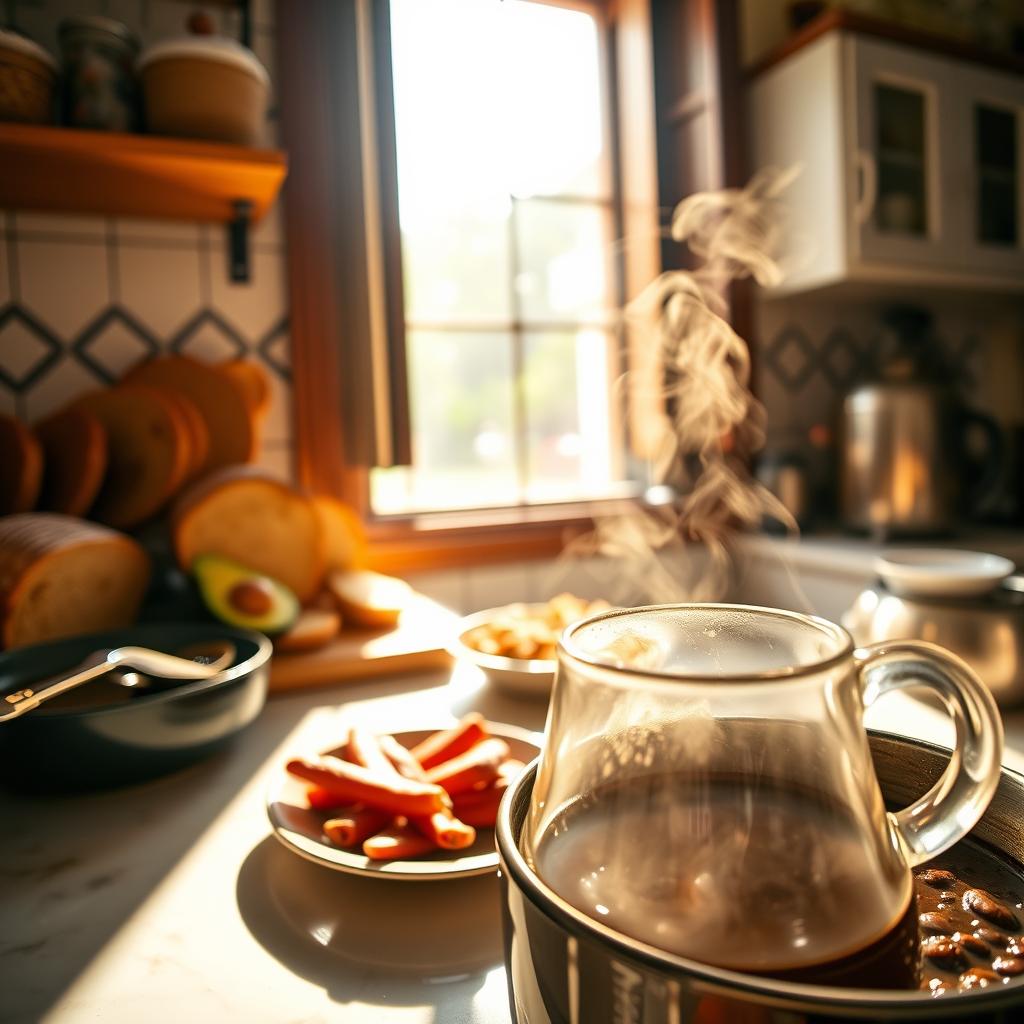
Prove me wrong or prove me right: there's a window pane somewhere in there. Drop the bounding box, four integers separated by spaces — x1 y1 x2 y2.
523 330 623 503
401 211 511 323
515 200 615 324
371 331 519 513
390 0 608 209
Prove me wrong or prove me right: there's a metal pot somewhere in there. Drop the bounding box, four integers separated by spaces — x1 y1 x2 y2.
839 377 1004 536
498 735 1024 1023
843 578 1024 708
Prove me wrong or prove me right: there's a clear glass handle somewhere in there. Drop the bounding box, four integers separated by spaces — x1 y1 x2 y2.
857 640 1003 867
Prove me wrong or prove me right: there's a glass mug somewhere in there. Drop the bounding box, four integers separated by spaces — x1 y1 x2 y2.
523 604 1003 987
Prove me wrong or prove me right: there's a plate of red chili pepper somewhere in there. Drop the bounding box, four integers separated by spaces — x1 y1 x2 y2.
267 714 542 879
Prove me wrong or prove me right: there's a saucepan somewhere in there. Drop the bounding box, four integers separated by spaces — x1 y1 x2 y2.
0 622 271 790
498 733 1024 1023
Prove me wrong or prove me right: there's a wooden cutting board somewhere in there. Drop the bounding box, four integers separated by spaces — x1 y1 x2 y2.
268 592 457 692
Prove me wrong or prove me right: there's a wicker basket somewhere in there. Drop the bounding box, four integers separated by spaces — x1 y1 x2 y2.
0 30 57 124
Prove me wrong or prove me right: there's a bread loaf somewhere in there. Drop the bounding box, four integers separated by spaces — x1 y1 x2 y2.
34 406 108 517
311 495 366 571
0 414 43 515
274 608 342 652
0 514 150 649
218 358 270 420
172 467 324 602
73 386 191 529
124 355 257 472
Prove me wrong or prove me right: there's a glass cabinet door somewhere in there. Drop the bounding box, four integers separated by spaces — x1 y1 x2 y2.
850 38 953 270
975 103 1017 247
958 66 1024 279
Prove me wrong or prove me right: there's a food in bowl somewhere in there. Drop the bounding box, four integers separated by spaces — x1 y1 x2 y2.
462 593 610 662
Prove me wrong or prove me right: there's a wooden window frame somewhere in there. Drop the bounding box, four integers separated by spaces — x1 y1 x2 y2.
276 0 742 573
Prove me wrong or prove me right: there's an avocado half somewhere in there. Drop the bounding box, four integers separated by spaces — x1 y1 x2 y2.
192 554 300 636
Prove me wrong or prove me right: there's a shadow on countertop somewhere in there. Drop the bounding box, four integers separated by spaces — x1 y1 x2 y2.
235 835 505 1017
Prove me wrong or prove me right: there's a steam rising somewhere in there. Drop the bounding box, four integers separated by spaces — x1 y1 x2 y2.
562 167 801 605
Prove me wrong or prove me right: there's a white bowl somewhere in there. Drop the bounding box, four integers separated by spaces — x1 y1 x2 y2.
452 605 558 699
875 549 1016 599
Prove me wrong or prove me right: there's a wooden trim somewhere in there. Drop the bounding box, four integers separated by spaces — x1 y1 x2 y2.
370 0 412 467
364 519 589 573
276 0 367 511
749 9 1024 80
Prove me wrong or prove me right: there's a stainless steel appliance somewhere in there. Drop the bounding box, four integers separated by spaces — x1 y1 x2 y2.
839 372 1004 536
843 575 1024 708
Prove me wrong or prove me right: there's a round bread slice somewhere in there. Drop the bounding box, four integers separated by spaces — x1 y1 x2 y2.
152 389 210 482
0 415 43 515
218 358 270 420
74 386 191 529
274 608 342 652
311 495 367 570
172 467 325 602
34 406 109 517
0 513 149 649
124 355 257 472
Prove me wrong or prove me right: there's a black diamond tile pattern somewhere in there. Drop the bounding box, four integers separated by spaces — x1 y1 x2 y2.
819 327 863 390
0 304 62 392
258 316 291 380
764 324 816 391
0 299 291 415
171 310 248 362
73 307 160 383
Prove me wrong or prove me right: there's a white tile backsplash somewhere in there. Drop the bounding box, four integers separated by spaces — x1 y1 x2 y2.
209 247 288 341
0 239 9 307
23 357 98 421
0 315 53 384
114 217 202 248
14 212 109 241
401 569 467 614
18 239 109 337
261 365 293 445
1 0 294 480
256 442 294 483
118 245 202 339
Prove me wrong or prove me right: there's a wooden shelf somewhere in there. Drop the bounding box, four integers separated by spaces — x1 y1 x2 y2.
750 9 1024 79
0 123 287 224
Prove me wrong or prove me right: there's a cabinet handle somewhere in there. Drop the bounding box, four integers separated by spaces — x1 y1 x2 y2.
854 150 878 225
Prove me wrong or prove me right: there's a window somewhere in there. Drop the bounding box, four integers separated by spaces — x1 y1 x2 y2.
370 0 636 515
278 0 738 569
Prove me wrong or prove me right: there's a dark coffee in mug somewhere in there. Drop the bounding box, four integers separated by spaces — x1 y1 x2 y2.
532 771 919 988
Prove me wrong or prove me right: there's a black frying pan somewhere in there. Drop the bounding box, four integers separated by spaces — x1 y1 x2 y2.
0 623 272 791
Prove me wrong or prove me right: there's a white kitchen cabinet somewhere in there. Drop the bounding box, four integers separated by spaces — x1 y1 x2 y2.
955 64 1024 277
749 28 1024 295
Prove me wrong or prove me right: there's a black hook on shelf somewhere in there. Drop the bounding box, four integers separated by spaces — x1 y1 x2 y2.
228 199 254 283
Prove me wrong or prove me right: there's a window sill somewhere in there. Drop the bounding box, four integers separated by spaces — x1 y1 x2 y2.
363 498 636 573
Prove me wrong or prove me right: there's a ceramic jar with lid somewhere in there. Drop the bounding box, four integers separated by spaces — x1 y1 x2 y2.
137 36 269 146
0 28 57 124
59 15 140 132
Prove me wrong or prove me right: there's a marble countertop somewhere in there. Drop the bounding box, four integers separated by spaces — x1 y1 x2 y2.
3 662 1023 1024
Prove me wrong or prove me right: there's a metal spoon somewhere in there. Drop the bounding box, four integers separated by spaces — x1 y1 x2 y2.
0 641 236 722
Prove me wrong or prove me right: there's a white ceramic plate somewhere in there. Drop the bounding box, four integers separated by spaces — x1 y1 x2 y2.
451 605 558 698
875 549 1015 598
266 723 542 880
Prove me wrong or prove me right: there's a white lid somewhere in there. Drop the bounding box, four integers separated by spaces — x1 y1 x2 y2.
0 28 58 72
137 35 269 87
